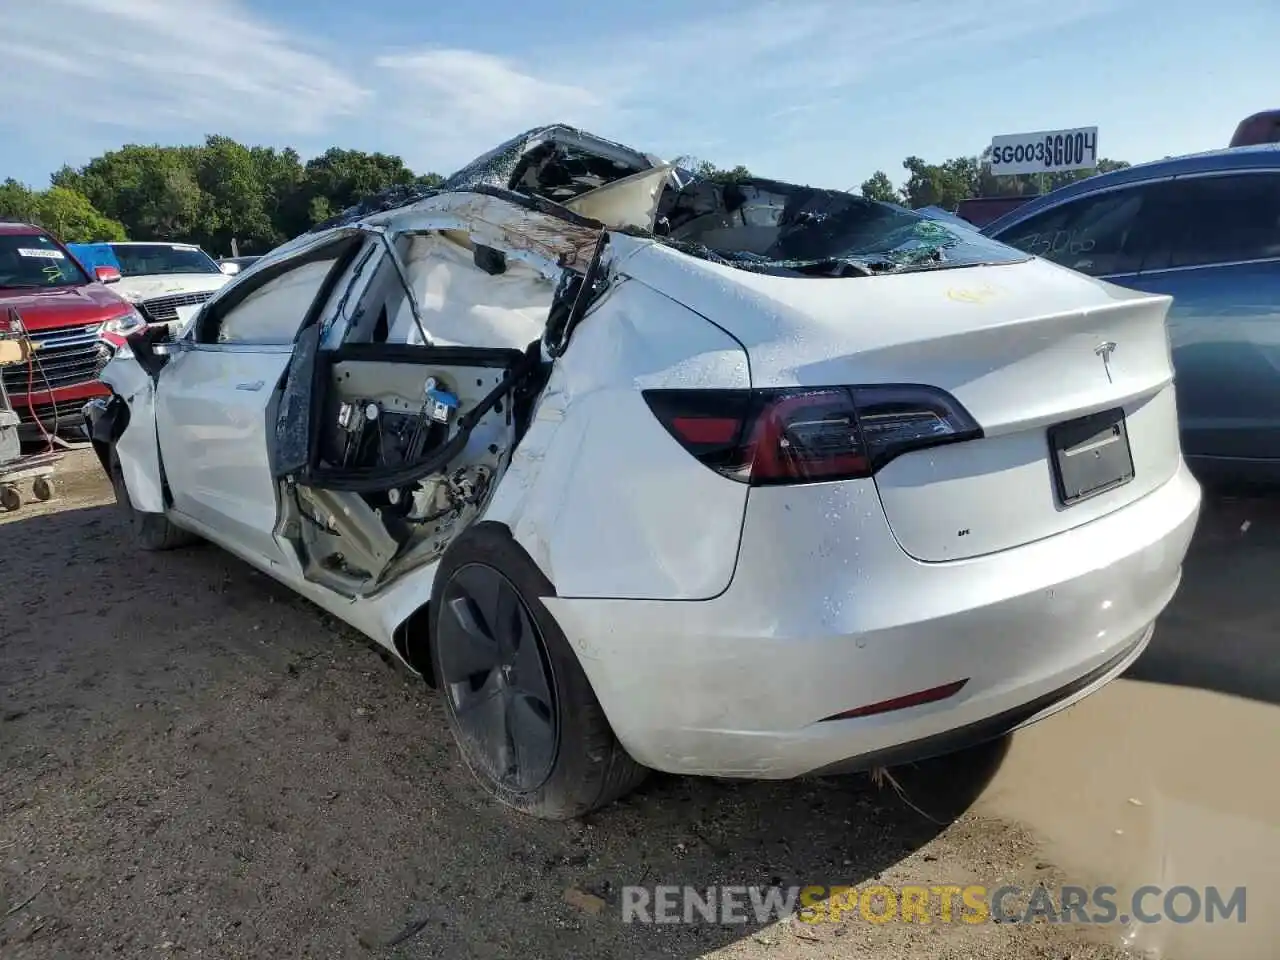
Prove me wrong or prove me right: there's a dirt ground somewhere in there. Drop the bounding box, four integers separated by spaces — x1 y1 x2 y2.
0 450 1250 959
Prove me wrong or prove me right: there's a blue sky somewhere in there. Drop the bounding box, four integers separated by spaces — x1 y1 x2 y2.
1 0 1275 192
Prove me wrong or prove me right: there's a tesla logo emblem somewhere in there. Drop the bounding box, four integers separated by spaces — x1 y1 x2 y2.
1095 341 1117 382
947 285 999 304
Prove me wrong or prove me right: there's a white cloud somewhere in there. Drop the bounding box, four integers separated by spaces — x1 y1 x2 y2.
0 0 1128 186
374 49 605 168
0 0 368 138
371 0 1126 177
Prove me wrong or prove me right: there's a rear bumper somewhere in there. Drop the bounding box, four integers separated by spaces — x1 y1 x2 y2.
807 623 1151 776
544 461 1201 779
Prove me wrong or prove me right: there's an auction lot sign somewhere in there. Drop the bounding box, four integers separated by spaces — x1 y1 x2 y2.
989 127 1099 176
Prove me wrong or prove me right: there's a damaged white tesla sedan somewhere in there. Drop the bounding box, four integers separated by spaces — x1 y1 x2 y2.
85 125 1200 819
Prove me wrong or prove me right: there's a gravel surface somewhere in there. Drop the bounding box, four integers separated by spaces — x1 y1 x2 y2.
1 450 1133 959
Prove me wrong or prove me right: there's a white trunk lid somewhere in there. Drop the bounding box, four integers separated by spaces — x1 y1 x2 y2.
619 245 1183 561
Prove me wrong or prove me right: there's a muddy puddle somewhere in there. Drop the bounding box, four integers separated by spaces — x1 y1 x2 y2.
975 494 1280 960
978 679 1279 958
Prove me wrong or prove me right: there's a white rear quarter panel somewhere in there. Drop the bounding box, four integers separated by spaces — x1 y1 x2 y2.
483 276 752 600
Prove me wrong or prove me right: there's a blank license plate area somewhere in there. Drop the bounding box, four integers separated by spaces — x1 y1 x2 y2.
1048 407 1134 506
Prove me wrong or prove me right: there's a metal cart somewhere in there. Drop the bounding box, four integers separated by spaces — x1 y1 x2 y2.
0 310 62 512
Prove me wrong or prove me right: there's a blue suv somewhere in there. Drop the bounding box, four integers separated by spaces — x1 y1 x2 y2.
984 145 1280 487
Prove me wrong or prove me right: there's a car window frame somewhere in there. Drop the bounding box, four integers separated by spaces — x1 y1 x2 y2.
1138 168 1280 276
193 233 363 347
318 239 393 350
988 178 1173 279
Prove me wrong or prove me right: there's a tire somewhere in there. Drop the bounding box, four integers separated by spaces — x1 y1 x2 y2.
108 447 197 551
0 486 20 512
31 477 53 501
430 523 647 819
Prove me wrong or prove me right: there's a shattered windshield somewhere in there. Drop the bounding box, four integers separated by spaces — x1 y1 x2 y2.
655 177 1028 277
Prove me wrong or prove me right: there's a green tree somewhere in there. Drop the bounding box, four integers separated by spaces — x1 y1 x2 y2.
979 155 1132 199
137 159 203 240
673 156 754 183
0 179 125 241
31 136 458 250
307 195 334 226
33 187 127 241
707 164 752 184
901 155 982 210
252 146 306 241
0 178 38 223
195 135 277 255
299 148 417 214
53 144 202 239
859 171 899 203
902 153 1133 210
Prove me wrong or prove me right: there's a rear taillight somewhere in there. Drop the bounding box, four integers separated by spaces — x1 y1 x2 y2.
643 385 981 485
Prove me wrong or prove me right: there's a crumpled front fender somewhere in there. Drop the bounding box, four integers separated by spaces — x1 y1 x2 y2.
82 395 119 472
94 353 166 514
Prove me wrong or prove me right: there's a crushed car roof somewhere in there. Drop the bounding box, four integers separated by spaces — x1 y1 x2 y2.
307 123 1025 279
308 124 659 234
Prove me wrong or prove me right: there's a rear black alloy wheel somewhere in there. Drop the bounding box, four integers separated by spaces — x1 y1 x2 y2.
436 563 559 793
428 523 648 819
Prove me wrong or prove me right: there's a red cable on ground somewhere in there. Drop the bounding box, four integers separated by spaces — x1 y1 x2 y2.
10 307 56 454
25 348 56 453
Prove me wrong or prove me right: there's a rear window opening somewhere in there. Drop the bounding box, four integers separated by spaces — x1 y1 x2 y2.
653 176 1029 278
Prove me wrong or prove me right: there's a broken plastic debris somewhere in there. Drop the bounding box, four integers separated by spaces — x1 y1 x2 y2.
563 887 606 915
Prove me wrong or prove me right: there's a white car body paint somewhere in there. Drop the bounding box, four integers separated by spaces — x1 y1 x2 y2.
155 344 294 563
482 262 752 599
618 243 1183 561
98 177 1200 781
113 273 232 334
106 356 166 513
112 273 231 305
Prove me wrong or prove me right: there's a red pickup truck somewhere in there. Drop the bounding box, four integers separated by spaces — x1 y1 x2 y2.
0 221 145 440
